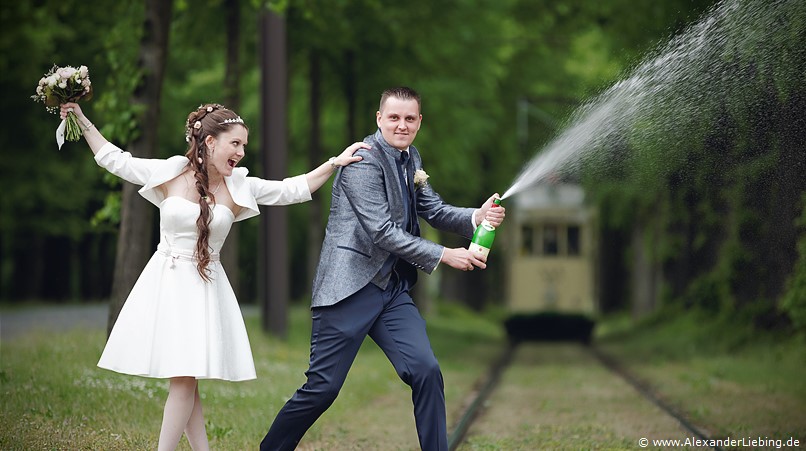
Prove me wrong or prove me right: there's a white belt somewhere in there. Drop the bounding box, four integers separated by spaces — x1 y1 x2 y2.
157 243 219 268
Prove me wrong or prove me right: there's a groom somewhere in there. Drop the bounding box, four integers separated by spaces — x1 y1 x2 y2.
260 87 505 451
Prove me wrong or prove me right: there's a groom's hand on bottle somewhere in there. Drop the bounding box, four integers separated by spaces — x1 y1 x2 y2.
474 193 506 227
441 247 487 271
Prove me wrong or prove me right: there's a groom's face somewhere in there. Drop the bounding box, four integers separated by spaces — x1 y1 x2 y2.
376 97 422 150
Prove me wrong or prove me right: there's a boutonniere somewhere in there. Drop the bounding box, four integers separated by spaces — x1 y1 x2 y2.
413 169 429 189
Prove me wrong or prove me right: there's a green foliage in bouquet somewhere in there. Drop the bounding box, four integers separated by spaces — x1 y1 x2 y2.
31 64 93 143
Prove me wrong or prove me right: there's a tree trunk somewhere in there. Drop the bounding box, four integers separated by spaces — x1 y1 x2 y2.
107 0 173 336
343 49 357 142
596 226 628 313
306 50 322 296
27 234 45 299
630 221 660 318
259 8 289 337
221 0 242 298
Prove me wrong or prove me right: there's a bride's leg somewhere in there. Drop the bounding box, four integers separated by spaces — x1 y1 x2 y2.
184 383 209 450
158 377 197 451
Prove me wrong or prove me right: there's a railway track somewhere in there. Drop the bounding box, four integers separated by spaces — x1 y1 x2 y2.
447 342 720 451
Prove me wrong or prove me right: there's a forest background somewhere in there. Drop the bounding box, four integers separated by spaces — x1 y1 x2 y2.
1 0 804 336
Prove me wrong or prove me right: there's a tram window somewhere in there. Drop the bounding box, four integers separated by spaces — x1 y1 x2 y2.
521 226 534 255
568 225 580 256
543 225 558 255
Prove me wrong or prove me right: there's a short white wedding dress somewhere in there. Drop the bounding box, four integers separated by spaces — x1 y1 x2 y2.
98 196 256 381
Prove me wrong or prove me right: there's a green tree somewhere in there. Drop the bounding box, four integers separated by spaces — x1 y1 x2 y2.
581 0 806 326
0 0 135 302
106 0 174 334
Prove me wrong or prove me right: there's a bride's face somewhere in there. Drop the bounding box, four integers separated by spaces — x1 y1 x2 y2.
205 125 248 178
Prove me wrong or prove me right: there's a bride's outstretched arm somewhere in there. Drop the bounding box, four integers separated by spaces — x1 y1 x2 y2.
59 102 108 154
304 141 369 193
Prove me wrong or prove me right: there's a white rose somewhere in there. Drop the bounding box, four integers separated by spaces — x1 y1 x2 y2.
79 65 88 78
58 67 76 79
413 169 429 188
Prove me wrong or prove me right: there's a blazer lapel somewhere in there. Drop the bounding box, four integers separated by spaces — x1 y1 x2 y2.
372 130 411 228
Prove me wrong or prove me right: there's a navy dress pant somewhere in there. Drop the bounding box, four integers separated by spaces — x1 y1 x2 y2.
260 280 447 451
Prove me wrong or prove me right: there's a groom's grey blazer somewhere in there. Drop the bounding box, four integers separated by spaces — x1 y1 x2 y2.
310 130 476 308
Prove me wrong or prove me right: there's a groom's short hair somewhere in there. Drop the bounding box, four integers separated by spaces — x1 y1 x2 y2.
379 87 421 113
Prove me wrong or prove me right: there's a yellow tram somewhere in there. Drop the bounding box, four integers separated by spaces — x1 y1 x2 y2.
505 182 599 316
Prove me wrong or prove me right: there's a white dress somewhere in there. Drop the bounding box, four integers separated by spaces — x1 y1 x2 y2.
93 142 312 381
98 197 256 380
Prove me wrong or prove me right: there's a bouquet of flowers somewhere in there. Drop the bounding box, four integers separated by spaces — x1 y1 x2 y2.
31 64 93 148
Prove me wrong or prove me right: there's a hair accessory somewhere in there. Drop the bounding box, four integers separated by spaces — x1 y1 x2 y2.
193 121 202 129
206 106 214 112
198 157 203 164
218 116 244 125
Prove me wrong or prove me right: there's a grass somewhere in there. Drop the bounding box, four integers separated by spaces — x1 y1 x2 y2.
3 302 804 450
0 301 505 450
595 307 806 442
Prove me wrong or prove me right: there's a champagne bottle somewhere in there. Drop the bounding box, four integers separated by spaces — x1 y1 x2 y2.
468 198 501 258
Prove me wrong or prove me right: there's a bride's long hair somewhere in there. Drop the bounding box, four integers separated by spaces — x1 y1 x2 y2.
183 103 247 281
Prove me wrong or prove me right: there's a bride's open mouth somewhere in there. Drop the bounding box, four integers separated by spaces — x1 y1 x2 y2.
228 159 237 168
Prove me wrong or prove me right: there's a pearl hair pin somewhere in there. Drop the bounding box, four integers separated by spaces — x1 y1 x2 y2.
218 116 244 125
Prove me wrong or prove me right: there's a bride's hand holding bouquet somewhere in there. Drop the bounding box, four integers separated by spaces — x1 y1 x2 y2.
58 102 88 128
57 102 108 156
31 64 93 149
